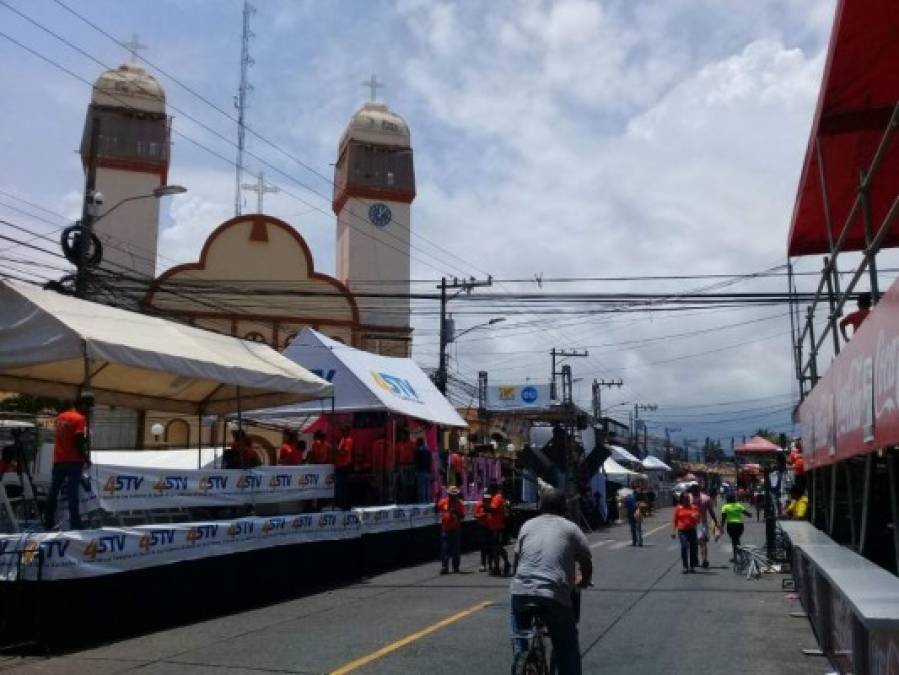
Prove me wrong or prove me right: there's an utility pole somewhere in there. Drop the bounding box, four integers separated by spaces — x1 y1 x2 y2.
436 276 493 394
550 348 588 400
632 403 658 458
234 1 256 216
591 378 623 420
75 116 101 298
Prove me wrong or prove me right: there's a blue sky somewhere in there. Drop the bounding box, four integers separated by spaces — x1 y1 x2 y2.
0 0 845 446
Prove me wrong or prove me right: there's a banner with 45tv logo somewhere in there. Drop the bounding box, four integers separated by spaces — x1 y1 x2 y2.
82 464 334 512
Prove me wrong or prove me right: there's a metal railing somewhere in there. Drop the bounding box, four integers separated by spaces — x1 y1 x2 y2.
792 102 899 400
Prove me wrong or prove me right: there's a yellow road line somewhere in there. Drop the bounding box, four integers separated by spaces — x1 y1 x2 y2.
330 600 493 674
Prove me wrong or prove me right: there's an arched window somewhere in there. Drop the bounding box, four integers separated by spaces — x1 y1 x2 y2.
165 419 190 447
283 332 298 350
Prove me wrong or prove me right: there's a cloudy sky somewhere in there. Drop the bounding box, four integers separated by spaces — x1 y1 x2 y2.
0 0 854 449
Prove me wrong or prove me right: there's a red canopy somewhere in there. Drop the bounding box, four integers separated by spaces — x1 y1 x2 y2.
734 436 781 456
787 0 899 257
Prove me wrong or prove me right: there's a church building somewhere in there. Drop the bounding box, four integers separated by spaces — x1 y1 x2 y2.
80 60 417 451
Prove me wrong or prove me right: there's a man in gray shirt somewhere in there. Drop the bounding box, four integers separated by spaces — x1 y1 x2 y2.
511 489 592 675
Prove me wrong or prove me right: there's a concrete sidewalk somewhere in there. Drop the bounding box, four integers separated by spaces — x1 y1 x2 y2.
0 509 830 674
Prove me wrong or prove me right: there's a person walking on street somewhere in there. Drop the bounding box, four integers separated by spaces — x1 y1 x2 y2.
44 394 93 530
487 481 511 576
688 484 720 569
720 493 753 562
672 493 700 573
437 486 465 574
623 490 643 546
511 488 592 675
475 491 492 572
414 438 432 503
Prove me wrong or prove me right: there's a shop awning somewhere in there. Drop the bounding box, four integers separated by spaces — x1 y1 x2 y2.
607 444 641 464
787 0 899 257
603 457 646 482
641 455 672 472
246 328 467 428
0 281 332 414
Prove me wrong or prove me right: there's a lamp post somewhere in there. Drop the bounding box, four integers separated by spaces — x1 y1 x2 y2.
67 185 187 297
437 316 505 394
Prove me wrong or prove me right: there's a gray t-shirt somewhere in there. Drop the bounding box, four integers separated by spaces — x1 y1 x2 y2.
510 514 591 607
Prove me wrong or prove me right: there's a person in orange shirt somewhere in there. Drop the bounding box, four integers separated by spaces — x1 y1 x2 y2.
438 486 466 574
278 431 302 466
307 430 331 465
671 493 700 573
487 482 511 576
334 427 354 509
44 394 92 530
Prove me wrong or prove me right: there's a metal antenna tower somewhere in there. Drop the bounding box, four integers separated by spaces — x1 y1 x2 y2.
234 1 256 216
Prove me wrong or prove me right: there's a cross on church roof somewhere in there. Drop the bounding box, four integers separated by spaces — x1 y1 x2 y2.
120 33 148 63
362 74 384 102
240 172 279 213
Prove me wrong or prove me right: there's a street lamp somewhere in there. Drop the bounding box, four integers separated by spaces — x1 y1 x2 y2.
93 184 188 224
449 316 506 342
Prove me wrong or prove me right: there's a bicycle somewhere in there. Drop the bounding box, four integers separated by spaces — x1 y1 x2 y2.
510 587 584 675
511 603 554 675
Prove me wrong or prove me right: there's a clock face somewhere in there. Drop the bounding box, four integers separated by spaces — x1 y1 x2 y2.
368 202 392 227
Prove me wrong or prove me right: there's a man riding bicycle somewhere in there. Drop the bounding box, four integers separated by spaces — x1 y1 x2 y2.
510 488 592 675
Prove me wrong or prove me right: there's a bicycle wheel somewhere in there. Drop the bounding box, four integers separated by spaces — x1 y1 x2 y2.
512 648 548 675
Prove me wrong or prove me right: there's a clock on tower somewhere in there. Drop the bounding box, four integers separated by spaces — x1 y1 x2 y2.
333 93 415 355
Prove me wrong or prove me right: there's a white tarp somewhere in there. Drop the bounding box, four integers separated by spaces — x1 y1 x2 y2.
641 455 672 472
0 281 333 414
0 502 478 581
608 444 642 465
246 328 466 427
603 457 647 482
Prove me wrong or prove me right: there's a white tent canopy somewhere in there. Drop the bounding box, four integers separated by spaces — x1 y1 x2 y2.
246 328 467 427
603 457 647 482
0 281 332 414
608 444 641 465
641 455 672 472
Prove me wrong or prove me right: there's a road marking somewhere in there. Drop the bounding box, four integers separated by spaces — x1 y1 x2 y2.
643 522 670 538
610 541 629 550
590 539 615 549
330 600 493 674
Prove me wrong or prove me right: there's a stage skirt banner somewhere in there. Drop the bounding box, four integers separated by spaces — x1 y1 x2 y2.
82 464 335 512
0 502 465 581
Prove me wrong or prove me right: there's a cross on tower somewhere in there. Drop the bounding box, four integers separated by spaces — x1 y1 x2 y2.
120 33 148 63
362 74 384 102
241 172 279 213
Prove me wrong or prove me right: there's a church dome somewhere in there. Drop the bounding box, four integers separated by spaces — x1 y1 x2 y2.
91 63 166 114
339 101 411 148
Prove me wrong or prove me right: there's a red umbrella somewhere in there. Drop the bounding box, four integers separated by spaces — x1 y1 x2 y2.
734 436 781 456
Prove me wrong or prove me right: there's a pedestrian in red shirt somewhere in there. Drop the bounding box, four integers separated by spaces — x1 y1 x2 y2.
437 486 465 574
487 481 511 576
307 430 331 465
44 394 92 530
671 493 700 573
840 292 872 342
278 431 302 466
334 427 354 509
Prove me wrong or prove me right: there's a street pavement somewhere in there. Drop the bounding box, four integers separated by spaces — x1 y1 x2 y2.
0 508 831 674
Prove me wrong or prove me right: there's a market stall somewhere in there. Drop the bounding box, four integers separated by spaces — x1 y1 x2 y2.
244 328 468 504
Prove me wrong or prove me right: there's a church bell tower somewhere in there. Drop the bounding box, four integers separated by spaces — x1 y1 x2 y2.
81 61 170 280
333 80 415 356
